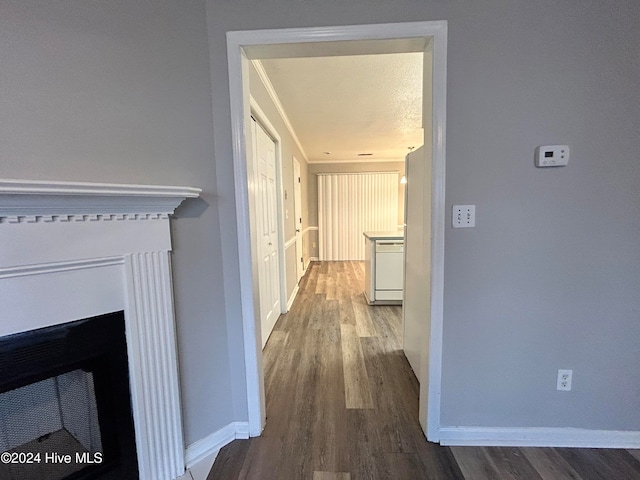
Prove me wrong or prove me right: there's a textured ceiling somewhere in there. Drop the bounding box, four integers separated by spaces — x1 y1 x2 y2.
258 53 423 163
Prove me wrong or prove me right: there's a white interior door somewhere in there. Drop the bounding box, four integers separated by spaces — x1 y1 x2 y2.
293 157 303 281
253 118 281 348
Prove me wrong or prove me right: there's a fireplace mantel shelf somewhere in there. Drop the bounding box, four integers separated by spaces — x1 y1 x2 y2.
0 178 202 221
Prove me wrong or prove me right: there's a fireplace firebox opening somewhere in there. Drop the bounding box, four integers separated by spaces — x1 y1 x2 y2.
0 311 138 480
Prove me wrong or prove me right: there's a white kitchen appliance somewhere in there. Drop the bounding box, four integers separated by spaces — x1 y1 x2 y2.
363 231 404 305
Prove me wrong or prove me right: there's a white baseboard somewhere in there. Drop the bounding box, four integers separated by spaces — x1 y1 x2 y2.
235 421 250 439
287 285 299 311
305 257 319 270
438 426 640 448
184 421 250 478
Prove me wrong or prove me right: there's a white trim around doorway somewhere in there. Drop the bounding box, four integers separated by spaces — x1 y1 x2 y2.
226 20 448 441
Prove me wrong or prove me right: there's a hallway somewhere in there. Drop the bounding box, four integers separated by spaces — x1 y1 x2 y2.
208 261 640 479
209 261 460 478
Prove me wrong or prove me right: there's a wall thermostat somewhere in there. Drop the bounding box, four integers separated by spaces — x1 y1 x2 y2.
535 145 569 167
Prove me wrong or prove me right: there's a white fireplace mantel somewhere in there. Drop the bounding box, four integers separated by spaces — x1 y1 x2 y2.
0 178 201 220
0 178 202 480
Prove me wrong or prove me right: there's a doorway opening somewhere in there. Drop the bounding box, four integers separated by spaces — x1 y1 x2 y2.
226 21 447 442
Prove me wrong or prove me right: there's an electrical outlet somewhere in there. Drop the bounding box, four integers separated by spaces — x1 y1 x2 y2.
557 369 572 391
312 242 316 249
452 205 476 228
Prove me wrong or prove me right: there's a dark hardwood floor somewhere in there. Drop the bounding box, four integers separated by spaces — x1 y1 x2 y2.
208 261 640 479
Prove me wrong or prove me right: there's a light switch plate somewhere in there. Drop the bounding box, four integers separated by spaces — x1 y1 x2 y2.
452 205 476 228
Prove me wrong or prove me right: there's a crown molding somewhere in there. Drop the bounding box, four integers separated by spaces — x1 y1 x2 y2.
251 60 309 163
0 179 201 221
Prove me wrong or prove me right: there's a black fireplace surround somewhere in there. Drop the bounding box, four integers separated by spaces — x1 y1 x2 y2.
0 312 138 479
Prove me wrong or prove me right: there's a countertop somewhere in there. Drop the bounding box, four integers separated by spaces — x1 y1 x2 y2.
363 230 404 241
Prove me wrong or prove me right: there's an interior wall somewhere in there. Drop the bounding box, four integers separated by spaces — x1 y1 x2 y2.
208 0 640 433
11 0 637 453
248 62 310 299
0 0 232 446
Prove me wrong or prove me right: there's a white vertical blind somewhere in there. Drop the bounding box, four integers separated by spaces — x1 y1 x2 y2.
318 172 399 260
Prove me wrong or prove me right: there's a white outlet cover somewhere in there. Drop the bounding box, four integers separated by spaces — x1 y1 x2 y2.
557 369 573 391
452 205 476 228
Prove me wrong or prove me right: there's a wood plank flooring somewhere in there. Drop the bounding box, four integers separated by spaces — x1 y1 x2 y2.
208 261 640 479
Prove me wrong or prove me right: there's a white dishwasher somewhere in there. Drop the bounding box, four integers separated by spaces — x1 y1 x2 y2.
374 240 404 301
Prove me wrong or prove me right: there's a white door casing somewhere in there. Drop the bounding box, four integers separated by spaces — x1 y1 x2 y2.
252 118 281 349
227 21 448 441
293 157 304 281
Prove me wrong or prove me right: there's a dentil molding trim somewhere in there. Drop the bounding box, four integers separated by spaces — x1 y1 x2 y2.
0 178 201 221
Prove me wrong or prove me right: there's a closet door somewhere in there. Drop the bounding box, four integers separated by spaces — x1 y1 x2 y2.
252 118 280 348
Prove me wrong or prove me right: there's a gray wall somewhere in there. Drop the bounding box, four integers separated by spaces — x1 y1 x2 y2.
1 0 233 445
208 0 640 432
